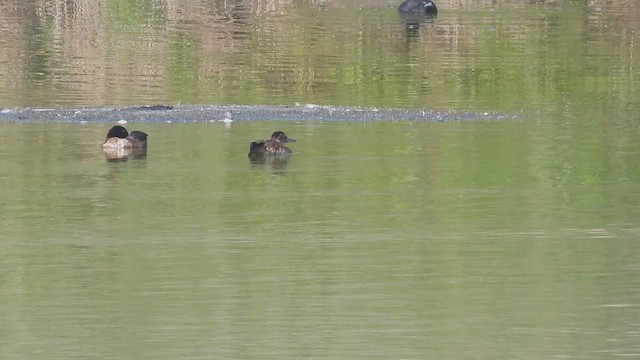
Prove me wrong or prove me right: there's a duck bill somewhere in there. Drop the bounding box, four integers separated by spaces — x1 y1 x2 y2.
286 137 296 143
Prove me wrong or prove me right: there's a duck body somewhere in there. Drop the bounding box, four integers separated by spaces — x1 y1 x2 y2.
398 0 438 14
248 131 296 157
102 125 148 150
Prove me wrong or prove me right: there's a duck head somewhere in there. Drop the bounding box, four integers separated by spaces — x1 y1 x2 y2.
128 130 148 142
271 131 296 143
105 125 129 140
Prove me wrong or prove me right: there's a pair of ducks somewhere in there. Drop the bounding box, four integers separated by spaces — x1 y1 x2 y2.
102 125 296 157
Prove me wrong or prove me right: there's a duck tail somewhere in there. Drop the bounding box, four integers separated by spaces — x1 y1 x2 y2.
249 141 265 155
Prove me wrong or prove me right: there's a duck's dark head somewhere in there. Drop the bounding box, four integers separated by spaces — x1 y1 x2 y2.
271 131 296 143
126 130 148 148
128 130 148 142
106 125 129 140
423 0 437 13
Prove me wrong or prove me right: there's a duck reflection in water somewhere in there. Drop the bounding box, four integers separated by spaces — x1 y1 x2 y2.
248 131 296 169
102 125 148 162
398 0 438 31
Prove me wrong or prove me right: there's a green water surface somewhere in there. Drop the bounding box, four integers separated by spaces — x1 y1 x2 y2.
1 1 640 359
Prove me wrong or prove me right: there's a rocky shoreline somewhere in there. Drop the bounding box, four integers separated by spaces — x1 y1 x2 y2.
0 104 517 123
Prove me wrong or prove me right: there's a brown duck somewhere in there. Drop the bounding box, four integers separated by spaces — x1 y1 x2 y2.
248 131 296 156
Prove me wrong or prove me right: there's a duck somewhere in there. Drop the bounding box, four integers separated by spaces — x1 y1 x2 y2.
398 0 438 14
248 131 296 157
102 125 148 150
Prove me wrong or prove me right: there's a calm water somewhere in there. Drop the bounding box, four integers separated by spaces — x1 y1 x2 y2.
1 1 640 359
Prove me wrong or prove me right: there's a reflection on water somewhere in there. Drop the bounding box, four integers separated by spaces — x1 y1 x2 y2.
400 13 437 34
1 0 640 359
1 121 640 359
0 0 637 113
249 153 291 173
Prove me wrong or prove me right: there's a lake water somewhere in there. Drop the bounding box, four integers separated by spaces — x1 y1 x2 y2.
1 1 640 359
